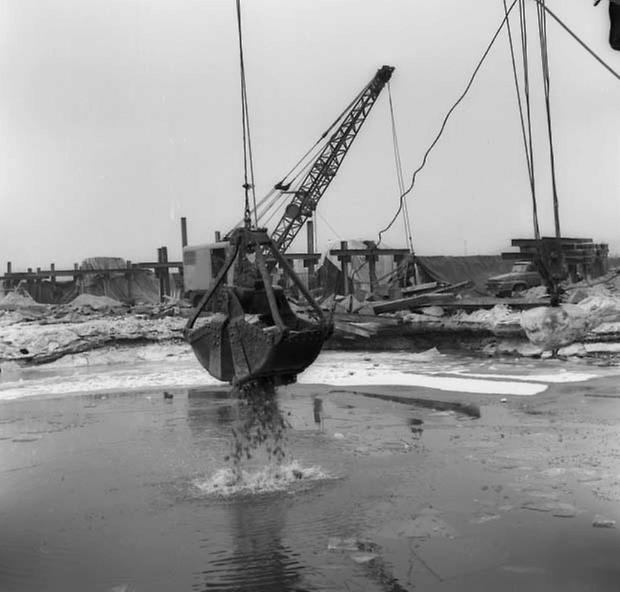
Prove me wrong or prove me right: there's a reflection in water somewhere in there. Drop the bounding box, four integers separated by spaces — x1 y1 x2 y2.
193 385 307 590
408 417 424 440
186 388 236 439
313 396 324 431
197 500 303 592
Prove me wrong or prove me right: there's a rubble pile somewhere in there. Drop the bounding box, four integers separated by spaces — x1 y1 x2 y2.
0 286 48 312
3 267 620 366
0 299 190 366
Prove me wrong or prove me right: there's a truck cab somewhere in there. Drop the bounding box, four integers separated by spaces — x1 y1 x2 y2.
486 261 542 297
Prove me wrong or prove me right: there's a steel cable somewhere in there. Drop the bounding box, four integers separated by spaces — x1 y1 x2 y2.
377 0 518 246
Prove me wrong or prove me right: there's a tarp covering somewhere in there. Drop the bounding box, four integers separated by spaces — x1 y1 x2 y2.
75 257 164 304
415 256 513 292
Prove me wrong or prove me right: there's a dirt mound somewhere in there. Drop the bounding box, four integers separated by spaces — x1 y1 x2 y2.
68 294 125 311
0 286 44 310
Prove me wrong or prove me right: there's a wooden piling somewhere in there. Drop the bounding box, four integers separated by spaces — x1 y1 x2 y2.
367 252 378 294
339 241 349 296
305 220 315 288
181 217 188 248
157 248 164 302
161 246 170 298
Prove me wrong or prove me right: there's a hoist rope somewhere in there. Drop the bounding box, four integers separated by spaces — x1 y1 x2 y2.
377 0 518 246
262 198 289 228
536 0 562 238
316 209 343 241
531 0 620 81
229 187 277 232
235 0 257 227
503 0 540 241
387 82 415 254
518 0 541 240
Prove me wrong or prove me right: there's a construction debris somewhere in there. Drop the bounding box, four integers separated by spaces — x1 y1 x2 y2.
2 265 620 365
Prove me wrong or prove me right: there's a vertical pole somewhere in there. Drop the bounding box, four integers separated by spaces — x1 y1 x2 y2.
157 248 164 302
161 246 170 298
179 217 187 288
126 260 133 303
367 253 377 294
306 220 315 288
180 217 188 248
49 263 56 303
340 240 349 296
73 263 80 294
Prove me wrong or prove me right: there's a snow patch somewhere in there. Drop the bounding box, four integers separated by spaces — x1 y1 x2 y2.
444 370 596 383
299 367 547 396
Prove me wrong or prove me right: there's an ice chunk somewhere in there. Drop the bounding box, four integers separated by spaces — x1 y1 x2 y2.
521 305 590 351
592 514 616 528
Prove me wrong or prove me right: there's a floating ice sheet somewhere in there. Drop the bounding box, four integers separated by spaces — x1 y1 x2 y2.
0 347 610 400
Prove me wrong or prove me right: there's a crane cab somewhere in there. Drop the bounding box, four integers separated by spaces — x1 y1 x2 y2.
182 241 234 306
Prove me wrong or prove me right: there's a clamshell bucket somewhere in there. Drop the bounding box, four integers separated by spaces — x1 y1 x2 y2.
184 228 333 387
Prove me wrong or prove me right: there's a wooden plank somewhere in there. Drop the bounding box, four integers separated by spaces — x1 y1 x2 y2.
401 281 440 296
371 293 456 314
333 312 400 325
334 321 374 338
329 248 410 257
439 299 548 311
501 252 535 260
279 252 321 262
432 280 473 293
511 237 594 247
1 261 184 282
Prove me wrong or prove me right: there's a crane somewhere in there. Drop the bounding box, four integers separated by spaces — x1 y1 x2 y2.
183 65 394 302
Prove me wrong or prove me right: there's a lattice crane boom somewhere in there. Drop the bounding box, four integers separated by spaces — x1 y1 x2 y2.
270 65 394 252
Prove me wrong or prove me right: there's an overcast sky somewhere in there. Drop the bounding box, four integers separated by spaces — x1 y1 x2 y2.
0 0 618 270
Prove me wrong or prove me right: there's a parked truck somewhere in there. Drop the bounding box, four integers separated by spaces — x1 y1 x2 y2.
486 261 543 297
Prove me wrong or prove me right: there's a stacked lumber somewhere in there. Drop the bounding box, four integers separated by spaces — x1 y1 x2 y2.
369 280 474 314
502 237 608 266
332 312 401 339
